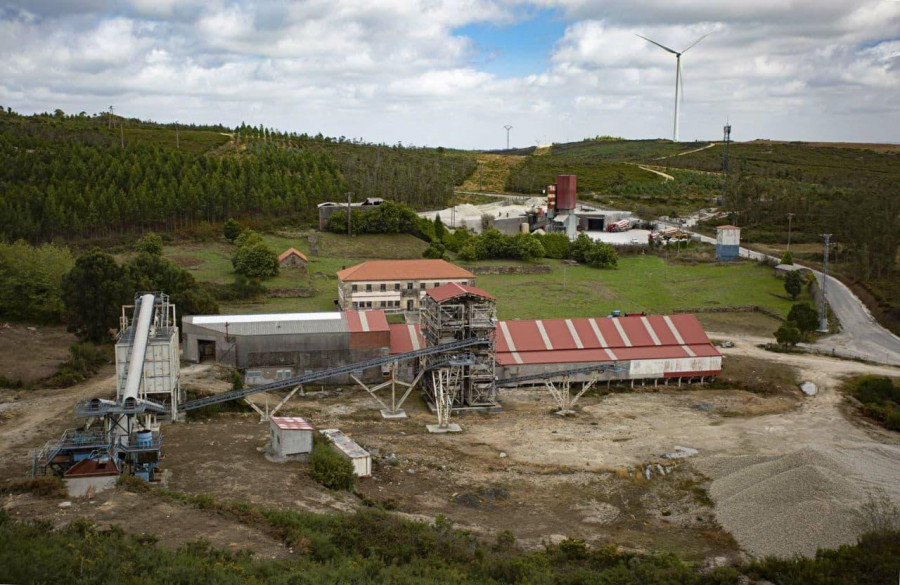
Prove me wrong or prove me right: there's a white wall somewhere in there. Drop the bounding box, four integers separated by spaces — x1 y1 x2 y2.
628 356 722 378
271 425 313 457
65 475 118 497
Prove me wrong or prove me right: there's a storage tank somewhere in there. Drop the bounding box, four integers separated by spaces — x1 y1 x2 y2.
556 175 577 210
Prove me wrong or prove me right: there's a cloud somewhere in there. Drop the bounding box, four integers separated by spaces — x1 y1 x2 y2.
0 0 898 147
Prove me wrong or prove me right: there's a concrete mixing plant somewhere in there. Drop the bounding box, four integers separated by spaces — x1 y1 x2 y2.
33 293 180 484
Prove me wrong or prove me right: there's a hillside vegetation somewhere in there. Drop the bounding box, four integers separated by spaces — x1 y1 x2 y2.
499 137 900 331
0 110 475 242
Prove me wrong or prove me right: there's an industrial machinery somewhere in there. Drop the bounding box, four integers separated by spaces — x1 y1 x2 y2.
33 293 179 481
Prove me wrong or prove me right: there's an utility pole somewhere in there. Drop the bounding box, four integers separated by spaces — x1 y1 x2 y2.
109 105 114 129
504 125 512 150
786 213 795 253
819 233 831 332
175 122 180 149
346 192 353 237
722 122 731 206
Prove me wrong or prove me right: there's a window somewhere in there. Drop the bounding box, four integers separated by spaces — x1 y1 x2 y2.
406 282 413 290
352 302 359 309
394 283 400 291
434 282 441 287
420 282 426 290
351 284 358 292
380 283 386 292
366 284 372 292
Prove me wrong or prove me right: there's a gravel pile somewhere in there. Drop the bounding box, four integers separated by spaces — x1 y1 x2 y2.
696 447 867 558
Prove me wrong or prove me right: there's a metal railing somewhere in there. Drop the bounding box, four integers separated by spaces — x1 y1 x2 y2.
180 336 491 411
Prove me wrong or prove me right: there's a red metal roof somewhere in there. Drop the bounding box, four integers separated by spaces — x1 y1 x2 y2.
389 323 424 354
278 247 308 262
271 417 314 431
336 259 474 282
495 314 720 365
345 310 390 333
64 458 119 477
426 282 494 303
496 344 721 365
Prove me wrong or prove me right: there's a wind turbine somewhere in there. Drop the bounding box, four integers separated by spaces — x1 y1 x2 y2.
636 32 710 142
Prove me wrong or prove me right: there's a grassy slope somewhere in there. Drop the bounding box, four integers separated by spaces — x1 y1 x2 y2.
458 153 526 193
163 233 430 314
468 256 803 320
164 232 804 320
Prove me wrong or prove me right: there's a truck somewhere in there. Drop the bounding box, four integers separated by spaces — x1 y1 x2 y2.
607 219 631 232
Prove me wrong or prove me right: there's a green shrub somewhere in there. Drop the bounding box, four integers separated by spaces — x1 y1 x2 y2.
422 241 447 259
46 342 109 387
845 376 899 432
232 240 279 279
5 477 67 498
135 232 163 255
309 443 355 491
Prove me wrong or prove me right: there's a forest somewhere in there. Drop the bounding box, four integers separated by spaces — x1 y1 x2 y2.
0 110 476 242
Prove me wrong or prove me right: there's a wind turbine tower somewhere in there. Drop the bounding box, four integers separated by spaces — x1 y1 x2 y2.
636 32 710 142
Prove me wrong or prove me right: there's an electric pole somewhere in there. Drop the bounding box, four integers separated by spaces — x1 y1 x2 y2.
109 105 114 129
819 233 832 332
504 125 512 150
346 192 353 237
786 213 795 253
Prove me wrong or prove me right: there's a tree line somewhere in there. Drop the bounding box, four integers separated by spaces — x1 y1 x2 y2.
0 110 478 242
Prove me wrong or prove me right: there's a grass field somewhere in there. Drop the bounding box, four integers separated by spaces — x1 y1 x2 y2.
162 231 805 322
468 256 804 320
161 233 430 314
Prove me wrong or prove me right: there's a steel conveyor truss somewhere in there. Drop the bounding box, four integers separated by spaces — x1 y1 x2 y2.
180 336 491 412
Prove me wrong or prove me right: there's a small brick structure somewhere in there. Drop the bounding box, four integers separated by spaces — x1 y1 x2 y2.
278 248 309 270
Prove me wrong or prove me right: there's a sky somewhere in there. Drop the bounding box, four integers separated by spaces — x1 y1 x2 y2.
1 0 898 149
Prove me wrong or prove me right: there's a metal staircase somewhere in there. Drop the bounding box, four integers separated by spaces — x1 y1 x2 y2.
31 429 112 477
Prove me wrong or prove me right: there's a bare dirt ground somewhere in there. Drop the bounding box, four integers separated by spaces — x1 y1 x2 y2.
3 338 898 561
0 323 76 385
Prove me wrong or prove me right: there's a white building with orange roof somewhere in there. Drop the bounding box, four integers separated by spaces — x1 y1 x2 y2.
336 259 475 312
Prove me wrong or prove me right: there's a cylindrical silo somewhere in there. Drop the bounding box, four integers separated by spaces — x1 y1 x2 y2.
556 175 577 210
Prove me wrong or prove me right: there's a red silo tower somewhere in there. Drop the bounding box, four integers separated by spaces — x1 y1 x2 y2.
556 175 577 210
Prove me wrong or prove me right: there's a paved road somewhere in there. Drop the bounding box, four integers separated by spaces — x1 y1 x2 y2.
680 228 900 366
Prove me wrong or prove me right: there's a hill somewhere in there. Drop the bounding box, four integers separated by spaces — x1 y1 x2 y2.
0 109 476 242
492 137 899 332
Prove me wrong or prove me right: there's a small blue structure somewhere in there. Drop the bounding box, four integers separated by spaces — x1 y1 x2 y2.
716 225 741 261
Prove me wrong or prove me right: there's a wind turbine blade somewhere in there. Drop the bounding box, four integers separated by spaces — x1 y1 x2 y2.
681 31 712 54
635 34 679 55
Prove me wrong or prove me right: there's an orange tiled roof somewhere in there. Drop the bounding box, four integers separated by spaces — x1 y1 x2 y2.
336 259 474 282
278 248 308 262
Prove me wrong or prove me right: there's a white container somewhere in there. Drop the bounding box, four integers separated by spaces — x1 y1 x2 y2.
319 429 372 477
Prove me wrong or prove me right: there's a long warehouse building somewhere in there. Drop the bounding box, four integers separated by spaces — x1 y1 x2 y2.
493 313 721 383
183 290 722 386
182 311 390 385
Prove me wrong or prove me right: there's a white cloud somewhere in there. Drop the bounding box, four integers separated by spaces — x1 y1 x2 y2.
0 0 898 146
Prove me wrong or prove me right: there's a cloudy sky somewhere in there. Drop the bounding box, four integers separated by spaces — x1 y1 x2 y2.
1 0 898 148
